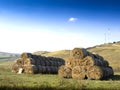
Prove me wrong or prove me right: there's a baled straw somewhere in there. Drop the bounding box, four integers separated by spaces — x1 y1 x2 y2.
21 53 32 60
24 58 36 65
11 63 20 73
86 66 104 80
16 58 24 66
83 56 102 66
70 48 88 59
58 65 72 78
72 66 86 79
24 65 38 74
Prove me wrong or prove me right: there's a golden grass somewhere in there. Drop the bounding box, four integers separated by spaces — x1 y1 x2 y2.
33 43 120 72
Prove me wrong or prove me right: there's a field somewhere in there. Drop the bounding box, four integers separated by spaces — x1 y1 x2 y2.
1 42 120 90
0 60 120 90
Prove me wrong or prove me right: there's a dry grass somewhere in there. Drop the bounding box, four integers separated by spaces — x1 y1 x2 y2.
0 60 120 90
34 43 120 72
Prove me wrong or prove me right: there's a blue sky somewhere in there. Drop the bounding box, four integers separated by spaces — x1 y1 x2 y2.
0 0 120 53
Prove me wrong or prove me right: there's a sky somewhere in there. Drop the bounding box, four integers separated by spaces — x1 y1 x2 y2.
0 0 120 53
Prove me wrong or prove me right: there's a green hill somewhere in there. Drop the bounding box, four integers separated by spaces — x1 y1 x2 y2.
0 52 20 62
34 50 70 59
34 41 120 71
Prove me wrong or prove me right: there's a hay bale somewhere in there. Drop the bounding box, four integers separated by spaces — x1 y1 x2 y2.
38 65 52 74
41 66 46 74
86 66 103 80
16 58 24 66
105 66 114 77
66 57 86 68
46 66 51 74
109 66 114 76
58 65 72 78
11 63 20 73
83 56 101 66
70 48 88 59
50 66 55 74
104 60 109 67
79 59 87 66
65 59 73 68
72 66 86 79
21 53 32 59
52 66 58 74
87 52 94 58
87 66 114 80
24 58 36 65
44 58 52 66
24 65 38 74
83 56 109 67
86 66 114 80
38 65 42 73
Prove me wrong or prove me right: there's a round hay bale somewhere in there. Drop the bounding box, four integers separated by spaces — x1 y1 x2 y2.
53 66 58 74
83 56 96 66
83 56 108 66
87 52 94 58
107 66 114 76
24 58 36 65
50 66 55 74
86 66 103 80
72 66 86 79
55 59 59 66
21 53 32 59
79 59 86 66
41 60 46 66
52 61 56 66
11 63 20 73
104 60 109 67
16 58 24 66
73 59 80 66
38 65 42 73
38 56 45 66
58 58 65 66
46 66 51 74
58 65 72 78
46 58 51 66
24 65 38 74
65 59 73 68
37 55 42 65
41 66 46 74
70 48 88 59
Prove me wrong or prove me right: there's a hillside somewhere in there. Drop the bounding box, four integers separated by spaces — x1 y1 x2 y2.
87 42 120 71
0 52 20 62
33 51 50 55
34 50 70 59
34 41 120 71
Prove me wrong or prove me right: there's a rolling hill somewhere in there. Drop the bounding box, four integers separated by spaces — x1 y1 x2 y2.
34 41 120 71
0 52 20 62
1 41 120 71
34 50 70 59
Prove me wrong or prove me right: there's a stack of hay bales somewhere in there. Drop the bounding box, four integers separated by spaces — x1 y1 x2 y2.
12 53 65 74
58 48 114 80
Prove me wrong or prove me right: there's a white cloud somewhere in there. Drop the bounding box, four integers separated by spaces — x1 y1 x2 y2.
68 17 77 22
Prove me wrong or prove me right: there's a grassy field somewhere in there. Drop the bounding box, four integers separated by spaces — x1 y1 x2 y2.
0 61 120 90
1 42 120 90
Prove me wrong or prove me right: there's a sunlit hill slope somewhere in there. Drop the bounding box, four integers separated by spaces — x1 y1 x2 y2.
34 41 120 71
